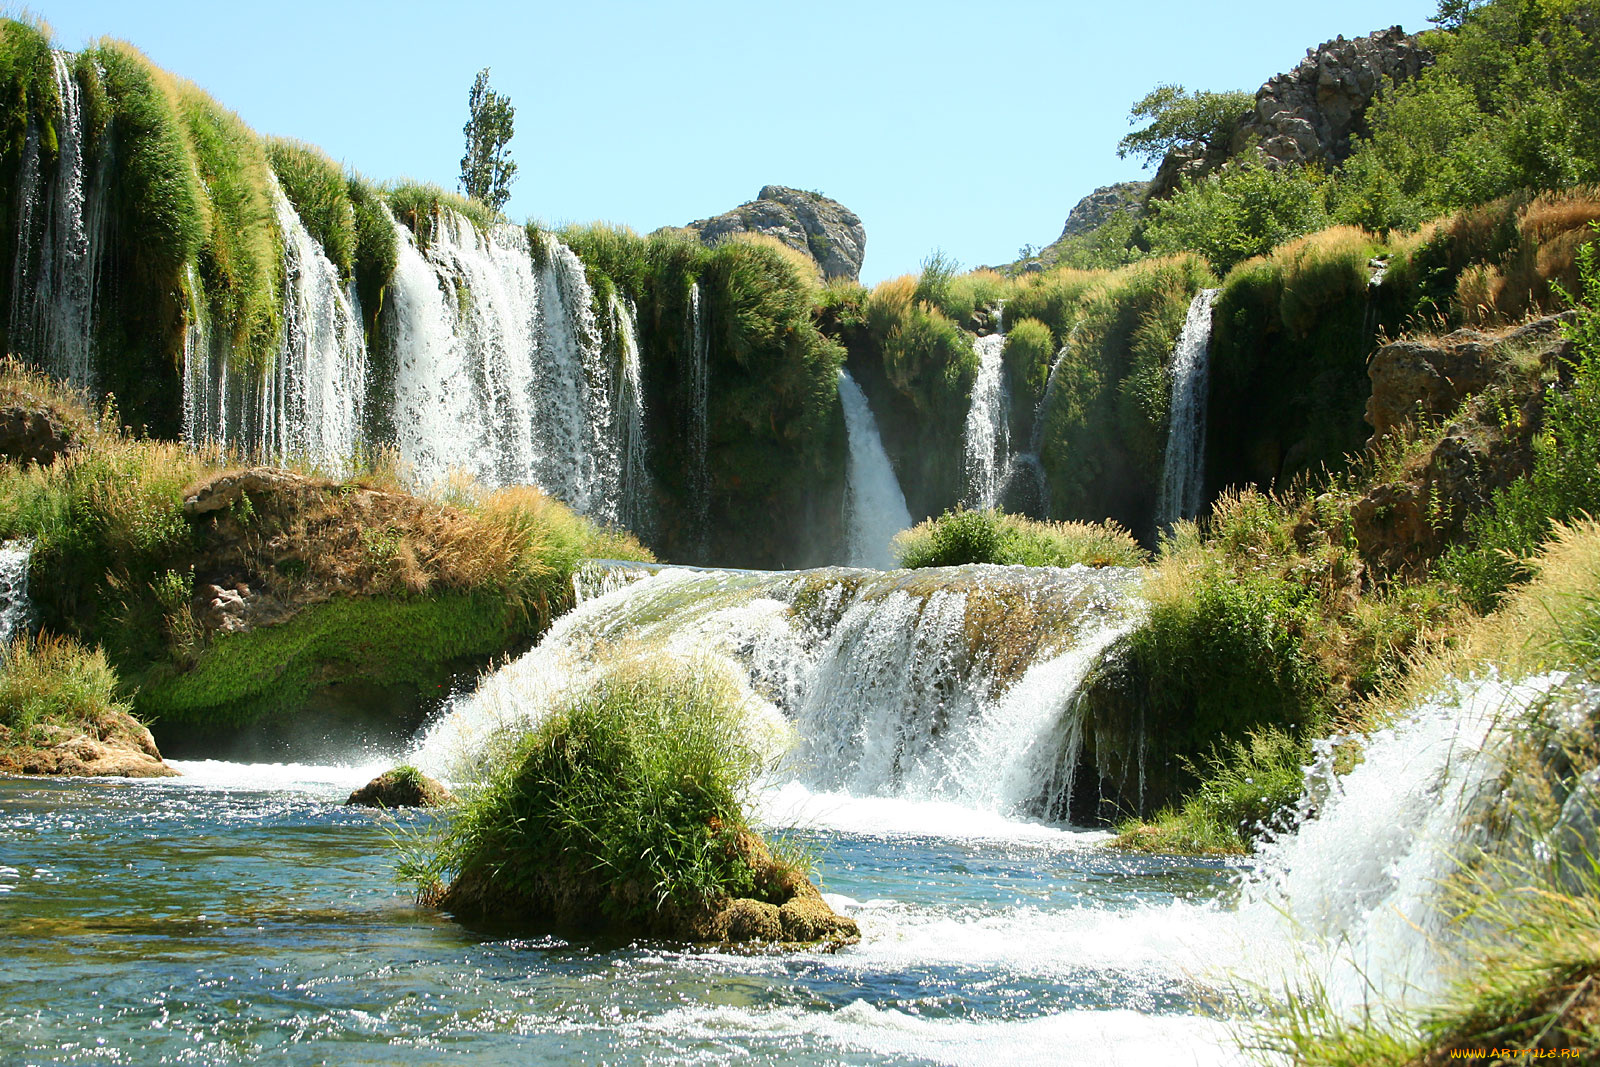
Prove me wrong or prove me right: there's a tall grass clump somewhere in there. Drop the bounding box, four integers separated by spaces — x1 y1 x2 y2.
410 658 780 927
0 632 128 736
384 180 500 249
892 507 1146 569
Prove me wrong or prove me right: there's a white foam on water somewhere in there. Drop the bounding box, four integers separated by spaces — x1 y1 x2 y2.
162 759 391 794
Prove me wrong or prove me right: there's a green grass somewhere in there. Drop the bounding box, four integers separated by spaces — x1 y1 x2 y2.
266 137 356 279
384 180 500 249
406 658 781 925
0 632 128 736
892 507 1147 569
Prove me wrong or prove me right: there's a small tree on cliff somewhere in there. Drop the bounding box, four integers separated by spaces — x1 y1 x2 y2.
459 68 517 212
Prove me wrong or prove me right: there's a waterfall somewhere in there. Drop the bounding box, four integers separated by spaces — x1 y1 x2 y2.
608 292 652 536
0 540 33 646
267 182 367 470
8 52 105 389
686 281 711 559
1235 670 1576 1024
996 336 1071 517
181 183 366 472
962 322 1010 508
837 369 912 568
384 212 640 524
411 562 1143 820
1156 289 1219 530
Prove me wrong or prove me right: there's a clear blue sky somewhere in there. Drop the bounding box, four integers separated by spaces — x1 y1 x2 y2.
34 0 1439 284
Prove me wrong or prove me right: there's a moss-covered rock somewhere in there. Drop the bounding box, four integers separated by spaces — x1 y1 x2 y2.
347 766 452 808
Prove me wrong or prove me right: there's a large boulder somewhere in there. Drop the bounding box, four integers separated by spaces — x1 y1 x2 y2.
672 185 866 281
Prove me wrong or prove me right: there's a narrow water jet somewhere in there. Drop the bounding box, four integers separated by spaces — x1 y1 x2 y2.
0 540 33 645
962 318 1010 508
686 281 712 559
1156 289 1219 530
837 369 912 569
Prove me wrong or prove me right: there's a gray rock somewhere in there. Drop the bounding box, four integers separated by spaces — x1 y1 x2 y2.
670 185 866 282
1149 26 1432 200
1057 181 1150 241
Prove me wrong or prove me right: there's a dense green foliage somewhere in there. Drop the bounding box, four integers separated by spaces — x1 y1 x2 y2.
1145 163 1332 274
266 138 356 279
892 507 1147 569
411 660 772 922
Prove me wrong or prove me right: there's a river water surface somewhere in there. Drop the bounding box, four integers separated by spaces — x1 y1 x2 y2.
0 763 1242 1066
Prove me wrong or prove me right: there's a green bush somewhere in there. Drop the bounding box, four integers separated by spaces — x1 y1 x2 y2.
1145 162 1332 275
892 507 1148 569
410 659 771 922
266 138 356 279
1000 316 1056 415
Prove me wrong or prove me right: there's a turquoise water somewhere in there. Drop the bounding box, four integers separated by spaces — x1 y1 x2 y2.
0 766 1242 1066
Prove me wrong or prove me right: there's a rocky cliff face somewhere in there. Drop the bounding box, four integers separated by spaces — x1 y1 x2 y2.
674 185 866 281
1058 181 1151 240
1152 26 1432 199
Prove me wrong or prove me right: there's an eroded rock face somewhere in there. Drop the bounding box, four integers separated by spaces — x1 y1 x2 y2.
0 404 78 465
0 713 176 778
674 185 866 281
1057 182 1150 240
1354 313 1576 577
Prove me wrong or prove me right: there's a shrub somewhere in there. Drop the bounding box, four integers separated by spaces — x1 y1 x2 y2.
892 507 1147 569
409 658 775 923
1145 162 1332 275
266 138 356 279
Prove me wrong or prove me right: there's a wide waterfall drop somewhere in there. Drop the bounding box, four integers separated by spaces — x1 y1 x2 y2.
962 320 1010 508
265 183 367 469
386 208 543 489
837 369 912 569
686 281 712 557
1156 289 1219 529
410 562 1143 821
8 52 105 389
0 540 33 645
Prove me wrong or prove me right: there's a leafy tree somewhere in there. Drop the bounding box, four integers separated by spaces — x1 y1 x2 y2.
459 68 517 211
1117 85 1253 170
1145 162 1329 273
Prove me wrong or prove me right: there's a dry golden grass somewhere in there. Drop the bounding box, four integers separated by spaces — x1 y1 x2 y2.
725 231 823 290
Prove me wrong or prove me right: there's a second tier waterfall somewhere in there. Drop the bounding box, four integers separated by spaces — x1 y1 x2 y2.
838 369 912 568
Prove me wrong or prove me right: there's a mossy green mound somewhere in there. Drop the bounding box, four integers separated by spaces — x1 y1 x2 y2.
413 659 857 945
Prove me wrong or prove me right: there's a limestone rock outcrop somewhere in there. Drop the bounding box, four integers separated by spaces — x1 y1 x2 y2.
1151 27 1432 200
672 185 866 281
1058 182 1150 240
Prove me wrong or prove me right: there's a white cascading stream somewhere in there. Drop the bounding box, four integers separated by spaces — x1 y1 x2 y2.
410 562 1142 819
1228 670 1576 1027
608 291 653 535
687 281 712 558
0 540 34 646
1156 289 1219 530
837 368 912 569
962 318 1010 508
182 183 366 473
8 52 105 390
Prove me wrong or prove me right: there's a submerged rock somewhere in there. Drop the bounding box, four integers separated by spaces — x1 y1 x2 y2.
347 767 453 808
